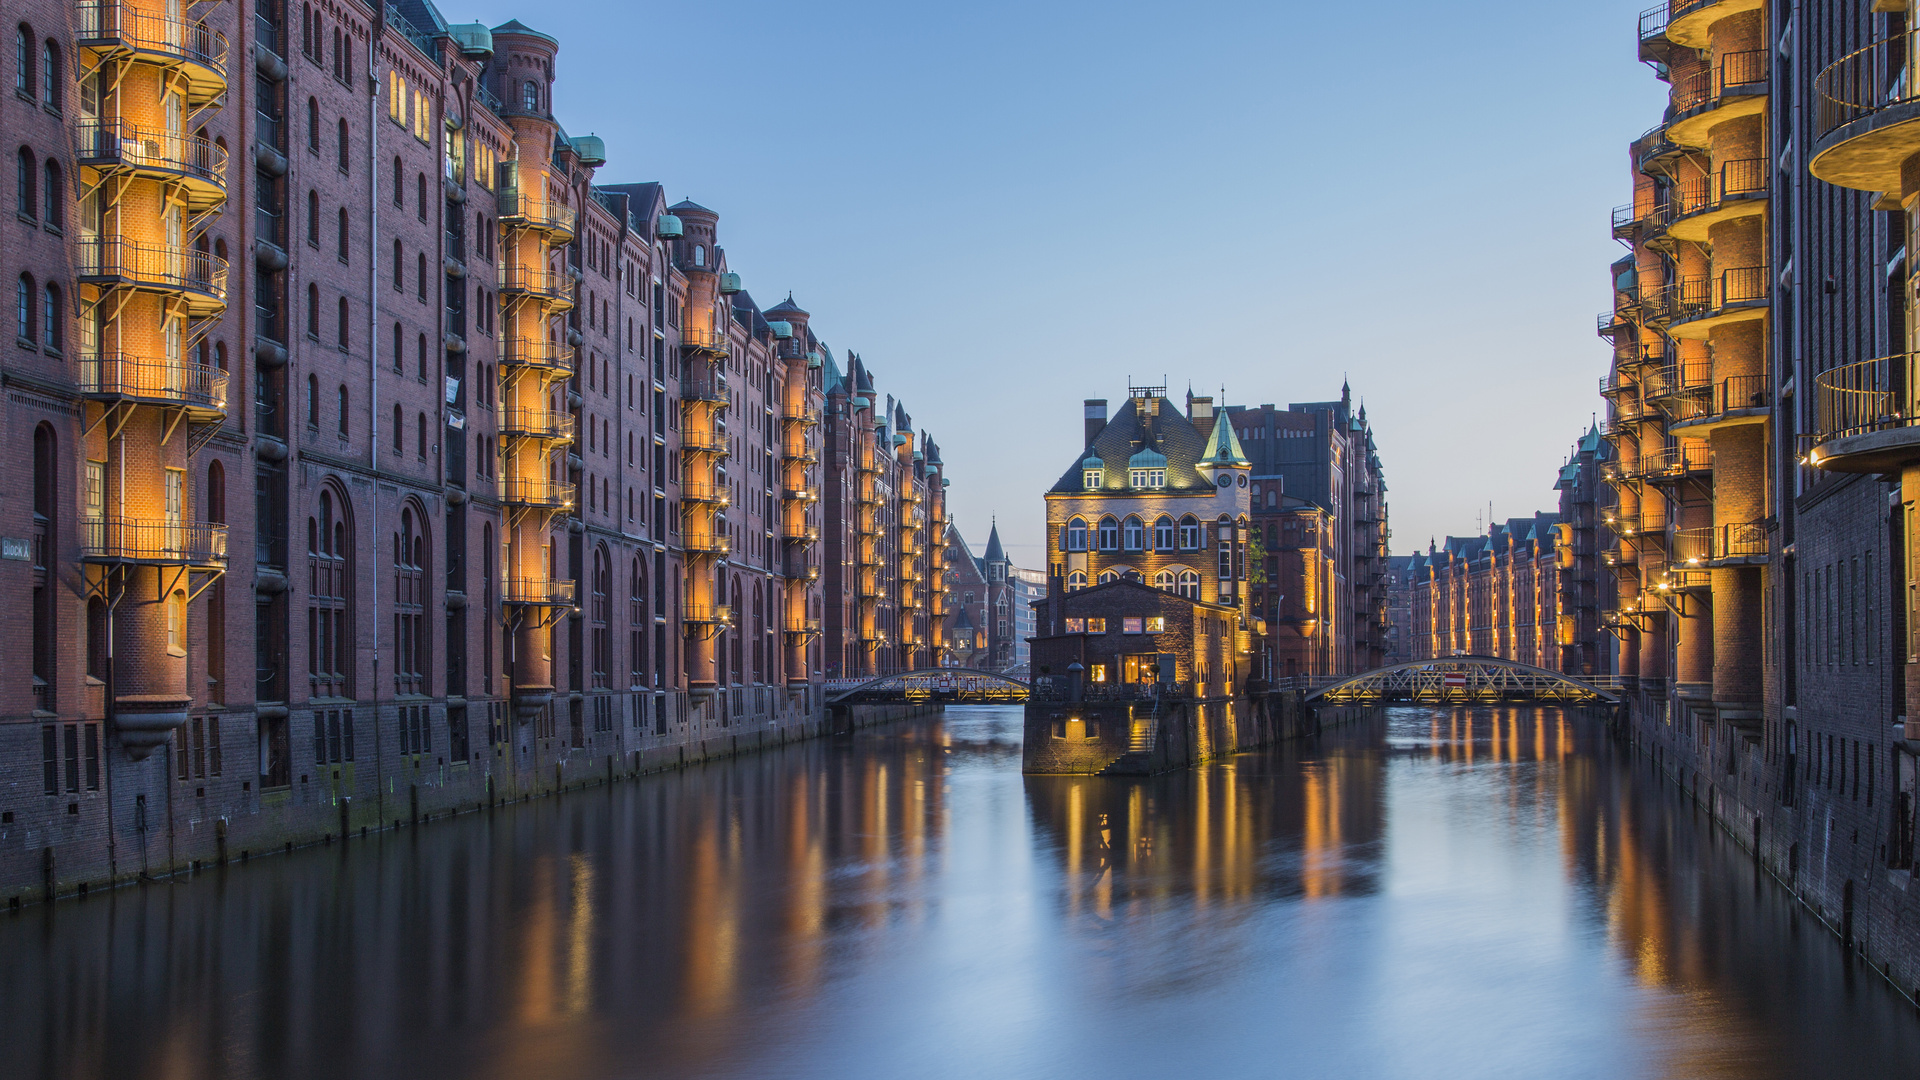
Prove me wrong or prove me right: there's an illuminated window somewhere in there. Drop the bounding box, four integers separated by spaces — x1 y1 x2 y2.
1129 468 1165 488
1154 515 1174 550
1066 570 1086 592
1088 663 1108 683
166 589 186 654
1122 515 1143 551
1155 570 1176 591
1178 570 1200 600
1065 517 1087 552
1064 617 1085 633
1123 617 1143 634
1098 516 1118 551
1180 515 1201 549
1083 469 1101 488
1146 616 1166 632
1085 618 1107 634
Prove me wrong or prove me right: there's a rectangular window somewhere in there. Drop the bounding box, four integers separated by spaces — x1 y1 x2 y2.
1064 617 1085 633
42 725 56 794
84 460 105 520
1088 663 1108 683
1123 617 1144 634
1086 618 1107 634
1145 616 1166 633
64 723 79 793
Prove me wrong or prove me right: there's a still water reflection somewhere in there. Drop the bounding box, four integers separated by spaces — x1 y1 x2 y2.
6 706 1920 1079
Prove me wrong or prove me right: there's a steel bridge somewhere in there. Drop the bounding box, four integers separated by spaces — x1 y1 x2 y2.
824 668 1031 705
1302 657 1618 706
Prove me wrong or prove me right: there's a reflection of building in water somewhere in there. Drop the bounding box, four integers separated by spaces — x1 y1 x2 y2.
1023 738 1387 916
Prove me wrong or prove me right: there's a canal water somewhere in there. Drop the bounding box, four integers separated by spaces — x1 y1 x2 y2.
5 705 1920 1080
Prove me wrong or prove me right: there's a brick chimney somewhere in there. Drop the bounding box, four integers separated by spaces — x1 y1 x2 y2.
1084 399 1107 447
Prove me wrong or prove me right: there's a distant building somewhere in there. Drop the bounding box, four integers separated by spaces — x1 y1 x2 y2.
1224 382 1391 679
1382 554 1415 667
942 521 1041 672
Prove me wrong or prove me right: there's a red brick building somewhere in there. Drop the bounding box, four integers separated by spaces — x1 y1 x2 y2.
0 1 949 902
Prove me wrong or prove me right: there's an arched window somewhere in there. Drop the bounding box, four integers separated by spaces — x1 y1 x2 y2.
1267 490 1278 508
39 38 56 107
391 239 402 289
306 373 319 426
306 282 320 336
590 547 611 689
630 557 647 690
337 207 349 260
337 117 349 170
417 333 428 380
730 576 745 683
14 26 32 95
1154 515 1174 551
1065 516 1087 552
1179 514 1202 550
1178 570 1201 600
309 488 354 698
1155 570 1177 592
1122 515 1143 551
307 97 319 150
391 321 403 371
416 252 427 300
1067 570 1086 592
1097 515 1119 551
167 589 187 653
1218 516 1235 583
522 80 538 111
392 154 403 206
394 505 427 694
16 147 35 219
692 244 705 267
306 189 320 244
42 160 59 226
392 403 404 453
752 583 765 684
416 172 427 220
16 273 33 341
337 384 349 435
41 282 59 351
337 296 349 346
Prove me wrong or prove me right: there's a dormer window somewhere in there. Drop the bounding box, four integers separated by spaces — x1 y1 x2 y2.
1130 468 1165 488
1083 469 1101 488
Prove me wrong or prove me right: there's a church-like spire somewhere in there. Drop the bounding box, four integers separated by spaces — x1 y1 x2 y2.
984 519 1006 564
1200 408 1249 466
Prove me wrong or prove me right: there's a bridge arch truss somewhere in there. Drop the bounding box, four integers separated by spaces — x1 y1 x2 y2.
1304 657 1617 706
824 668 1031 704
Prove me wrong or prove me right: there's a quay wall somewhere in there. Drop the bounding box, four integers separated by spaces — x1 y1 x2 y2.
2 695 935 908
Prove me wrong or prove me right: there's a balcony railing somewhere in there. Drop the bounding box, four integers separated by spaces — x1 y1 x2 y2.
1671 157 1768 222
1671 49 1768 115
497 190 577 239
502 578 576 606
685 604 732 626
1816 31 1920 138
1637 4 1668 43
501 337 575 375
498 266 573 306
76 2 229 85
1641 443 1713 481
1813 354 1914 443
1642 361 1711 402
1671 374 1771 423
681 371 729 404
499 477 574 509
681 482 729 506
1671 522 1769 567
782 485 819 503
682 430 730 456
499 407 574 442
81 517 227 566
76 238 229 304
74 120 228 193
1662 266 1767 325
684 534 730 556
784 618 823 636
782 444 820 463
680 327 731 356
78 354 228 413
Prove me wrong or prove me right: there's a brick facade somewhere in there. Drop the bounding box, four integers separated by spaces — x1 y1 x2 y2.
0 1 951 903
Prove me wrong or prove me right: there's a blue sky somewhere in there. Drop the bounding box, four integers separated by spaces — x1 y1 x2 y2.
456 0 1668 566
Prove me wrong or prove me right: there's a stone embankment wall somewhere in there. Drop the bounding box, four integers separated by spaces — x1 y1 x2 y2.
5 699 941 909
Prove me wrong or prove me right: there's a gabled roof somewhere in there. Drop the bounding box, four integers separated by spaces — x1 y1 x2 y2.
1048 395 1211 494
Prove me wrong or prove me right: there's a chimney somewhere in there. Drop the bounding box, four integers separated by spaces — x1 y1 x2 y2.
1190 395 1214 424
1084 399 1107 448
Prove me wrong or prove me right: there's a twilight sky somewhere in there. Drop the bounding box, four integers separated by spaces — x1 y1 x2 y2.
456 0 1667 567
